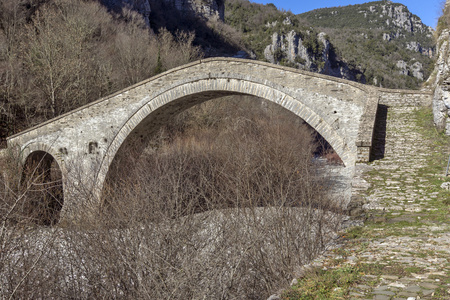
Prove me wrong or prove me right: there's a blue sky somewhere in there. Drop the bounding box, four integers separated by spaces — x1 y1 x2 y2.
251 0 444 28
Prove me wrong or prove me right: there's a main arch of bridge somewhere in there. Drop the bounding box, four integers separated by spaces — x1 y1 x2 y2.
6 58 378 216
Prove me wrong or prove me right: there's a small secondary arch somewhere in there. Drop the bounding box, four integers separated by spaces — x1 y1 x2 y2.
21 148 64 225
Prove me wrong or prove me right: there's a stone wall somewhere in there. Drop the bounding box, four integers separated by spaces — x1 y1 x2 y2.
378 89 432 107
356 93 379 162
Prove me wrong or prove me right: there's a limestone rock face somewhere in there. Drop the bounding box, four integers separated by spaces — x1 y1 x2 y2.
362 1 434 56
410 61 423 81
264 31 313 68
396 60 408 76
103 0 223 23
163 0 224 21
405 41 434 57
299 0 434 87
379 2 435 56
406 41 421 52
381 2 431 34
430 28 450 134
263 31 363 82
395 60 423 80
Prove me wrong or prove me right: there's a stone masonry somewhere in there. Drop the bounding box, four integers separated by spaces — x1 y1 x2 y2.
284 90 449 300
5 58 431 219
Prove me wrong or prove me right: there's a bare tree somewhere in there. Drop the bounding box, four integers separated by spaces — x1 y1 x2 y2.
21 0 113 117
1 0 205 141
112 8 158 86
158 28 203 72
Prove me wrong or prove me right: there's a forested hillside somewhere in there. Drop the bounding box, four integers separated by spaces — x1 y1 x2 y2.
0 0 438 144
0 0 202 146
299 0 435 88
224 0 363 80
224 0 435 89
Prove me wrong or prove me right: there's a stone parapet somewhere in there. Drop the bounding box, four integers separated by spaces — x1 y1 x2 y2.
378 88 432 107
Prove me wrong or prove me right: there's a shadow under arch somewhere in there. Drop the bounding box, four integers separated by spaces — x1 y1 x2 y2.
21 150 64 225
94 76 355 198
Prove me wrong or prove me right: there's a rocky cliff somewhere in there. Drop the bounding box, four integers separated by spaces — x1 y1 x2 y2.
367 1 434 57
431 1 450 134
102 0 224 23
263 29 364 81
162 0 224 21
299 0 435 89
301 0 434 54
101 0 436 90
225 0 435 89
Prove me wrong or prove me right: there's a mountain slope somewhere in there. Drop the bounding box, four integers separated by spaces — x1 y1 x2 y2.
225 0 364 82
97 0 436 89
299 1 435 89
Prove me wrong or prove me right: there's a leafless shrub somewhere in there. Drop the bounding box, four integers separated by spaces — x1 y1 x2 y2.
157 28 203 71
0 147 63 226
0 96 344 299
0 147 63 299
206 18 245 51
93 96 343 298
0 0 203 143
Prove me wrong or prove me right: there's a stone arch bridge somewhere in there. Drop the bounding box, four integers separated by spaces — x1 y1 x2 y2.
4 58 431 219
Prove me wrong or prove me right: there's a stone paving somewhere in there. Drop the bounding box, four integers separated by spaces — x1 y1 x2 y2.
302 105 450 299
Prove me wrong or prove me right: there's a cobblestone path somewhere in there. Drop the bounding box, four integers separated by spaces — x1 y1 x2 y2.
297 105 450 300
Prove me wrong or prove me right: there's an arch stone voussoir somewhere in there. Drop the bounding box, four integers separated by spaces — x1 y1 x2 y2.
20 141 64 170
